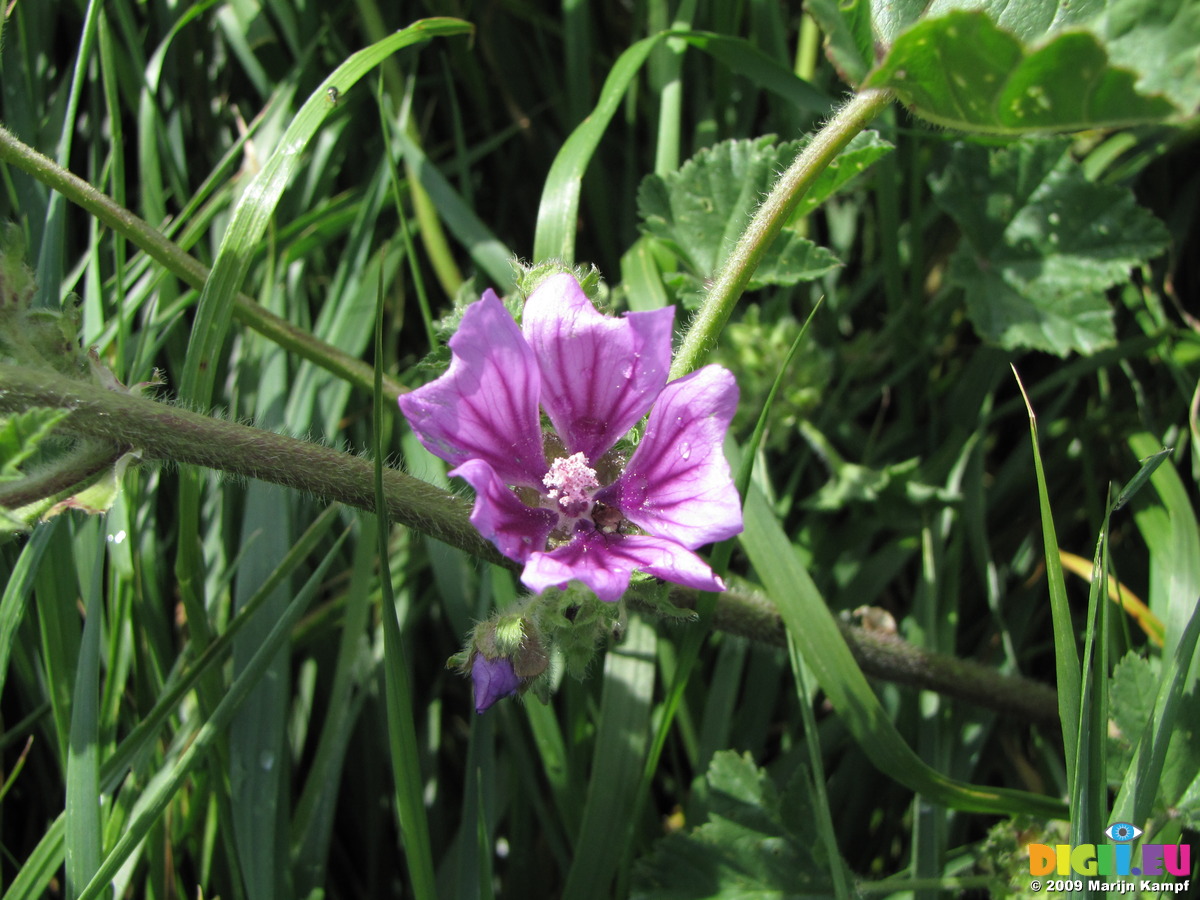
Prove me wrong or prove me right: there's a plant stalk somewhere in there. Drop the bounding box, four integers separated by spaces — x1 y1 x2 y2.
0 360 1057 723
0 124 407 401
671 88 894 379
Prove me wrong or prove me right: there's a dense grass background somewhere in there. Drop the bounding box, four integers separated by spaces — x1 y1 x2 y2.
1 1 1197 898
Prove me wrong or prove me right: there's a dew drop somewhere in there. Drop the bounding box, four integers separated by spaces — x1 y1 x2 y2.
679 442 691 460
259 751 276 771
1048 212 1061 226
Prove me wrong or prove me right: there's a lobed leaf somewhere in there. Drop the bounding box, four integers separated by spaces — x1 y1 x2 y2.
930 141 1170 356
809 1 1192 132
638 132 890 298
0 408 68 482
631 751 833 899
865 11 1179 133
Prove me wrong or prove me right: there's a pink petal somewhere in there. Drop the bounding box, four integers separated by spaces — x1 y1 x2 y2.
399 291 546 488
520 529 725 602
522 273 674 463
451 459 558 563
596 365 742 549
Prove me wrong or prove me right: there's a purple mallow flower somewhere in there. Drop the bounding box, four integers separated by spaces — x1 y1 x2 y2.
470 653 522 713
400 273 742 602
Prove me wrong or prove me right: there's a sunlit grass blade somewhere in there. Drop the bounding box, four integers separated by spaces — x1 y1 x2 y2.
786 634 852 900
179 16 472 408
64 519 104 900
533 33 661 264
1112 446 1172 511
1127 433 1200 665
392 126 515 291
1070 505 1110 861
34 0 101 309
562 615 656 900
0 518 57 698
229 479 294 900
291 519 378 894
74 528 351 900
739 483 1065 817
1012 365 1081 785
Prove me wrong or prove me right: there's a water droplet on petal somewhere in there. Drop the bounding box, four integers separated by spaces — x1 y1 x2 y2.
679 442 691 460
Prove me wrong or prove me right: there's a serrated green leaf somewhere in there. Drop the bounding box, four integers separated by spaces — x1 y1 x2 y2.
931 141 1170 356
638 133 889 294
810 1 1193 128
1108 653 1160 782
1092 0 1200 114
865 11 1178 133
631 751 833 900
0 407 67 481
805 0 880 86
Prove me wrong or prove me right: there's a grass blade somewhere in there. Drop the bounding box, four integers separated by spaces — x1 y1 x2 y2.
75 527 351 900
739 482 1064 817
373 260 437 900
179 16 472 408
64 519 104 900
0 519 57 698
561 614 656 900
1012 366 1081 785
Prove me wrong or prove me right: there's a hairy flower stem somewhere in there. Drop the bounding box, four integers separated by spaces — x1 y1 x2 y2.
0 362 1056 722
671 88 894 379
652 586 1059 724
0 362 493 563
0 124 406 401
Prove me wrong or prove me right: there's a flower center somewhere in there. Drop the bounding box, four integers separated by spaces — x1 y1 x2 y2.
542 452 599 518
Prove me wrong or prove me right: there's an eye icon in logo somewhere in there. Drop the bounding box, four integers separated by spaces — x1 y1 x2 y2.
1105 822 1143 842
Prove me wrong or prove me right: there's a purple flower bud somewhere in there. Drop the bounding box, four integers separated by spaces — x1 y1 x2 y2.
471 653 522 713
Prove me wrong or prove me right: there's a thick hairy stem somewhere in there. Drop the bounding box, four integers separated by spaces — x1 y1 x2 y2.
671 88 894 379
1 361 1056 722
0 362 493 564
656 587 1059 724
0 124 406 401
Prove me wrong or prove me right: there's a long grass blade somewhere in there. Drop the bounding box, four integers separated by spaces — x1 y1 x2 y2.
74 525 350 900
561 614 656 900
739 483 1064 817
374 261 437 900
179 17 471 408
1012 366 1081 785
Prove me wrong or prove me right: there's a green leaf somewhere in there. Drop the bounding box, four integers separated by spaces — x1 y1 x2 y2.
637 133 889 295
0 407 67 482
631 751 834 899
930 141 1170 356
864 11 1178 133
1108 653 1161 784
1090 0 1200 115
804 0 880 87
809 2 1193 130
